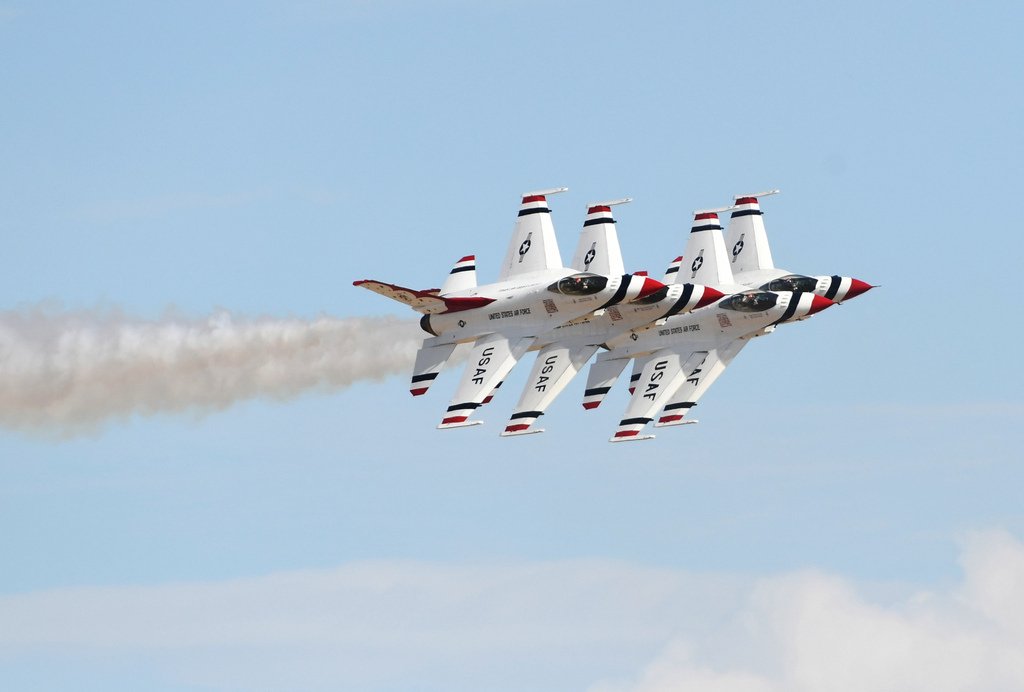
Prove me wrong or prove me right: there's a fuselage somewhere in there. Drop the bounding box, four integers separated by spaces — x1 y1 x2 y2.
420 269 662 344
602 290 830 358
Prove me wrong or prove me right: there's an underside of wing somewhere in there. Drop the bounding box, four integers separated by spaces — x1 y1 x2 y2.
610 349 687 442
438 333 534 429
501 344 599 436
655 339 749 427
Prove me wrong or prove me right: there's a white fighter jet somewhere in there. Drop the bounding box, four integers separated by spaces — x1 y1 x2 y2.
647 191 873 429
723 190 873 303
354 188 666 429
591 286 834 441
584 195 867 440
497 199 724 436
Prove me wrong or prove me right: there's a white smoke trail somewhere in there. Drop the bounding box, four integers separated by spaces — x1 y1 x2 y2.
0 306 425 436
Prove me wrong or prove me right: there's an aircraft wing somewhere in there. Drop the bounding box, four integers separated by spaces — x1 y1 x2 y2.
655 339 749 426
497 188 567 280
501 343 600 436
438 333 534 428
609 349 690 441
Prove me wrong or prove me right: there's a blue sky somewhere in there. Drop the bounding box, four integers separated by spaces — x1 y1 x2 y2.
2 2 1023 690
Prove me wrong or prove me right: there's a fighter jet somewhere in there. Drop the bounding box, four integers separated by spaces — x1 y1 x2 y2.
647 191 874 429
498 199 724 436
593 287 833 441
584 196 866 439
723 190 873 303
353 188 666 429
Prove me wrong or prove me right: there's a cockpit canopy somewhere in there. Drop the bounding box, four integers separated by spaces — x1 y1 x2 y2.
547 273 609 296
759 274 818 293
719 291 779 312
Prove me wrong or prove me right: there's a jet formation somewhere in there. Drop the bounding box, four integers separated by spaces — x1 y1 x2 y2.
354 188 872 442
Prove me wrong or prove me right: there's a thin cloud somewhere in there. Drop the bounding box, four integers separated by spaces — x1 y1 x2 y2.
0 532 1022 691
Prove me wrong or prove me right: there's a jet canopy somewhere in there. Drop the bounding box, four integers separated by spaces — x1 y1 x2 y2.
759 274 818 293
547 273 609 296
720 291 779 312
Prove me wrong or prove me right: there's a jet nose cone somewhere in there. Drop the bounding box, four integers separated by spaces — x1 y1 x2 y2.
694 286 725 309
844 278 874 301
806 294 835 316
636 276 667 299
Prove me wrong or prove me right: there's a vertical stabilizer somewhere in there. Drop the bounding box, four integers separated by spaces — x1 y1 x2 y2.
663 256 682 283
570 198 630 276
682 208 734 285
440 255 477 295
497 188 567 280
725 190 779 275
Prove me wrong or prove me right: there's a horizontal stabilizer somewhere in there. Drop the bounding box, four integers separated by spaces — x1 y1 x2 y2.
583 354 631 410
410 340 458 396
354 279 495 314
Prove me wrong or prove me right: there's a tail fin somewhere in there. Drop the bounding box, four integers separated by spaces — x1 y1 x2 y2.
725 190 779 275
681 208 734 285
570 198 630 276
663 256 682 283
441 255 478 295
497 188 567 280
